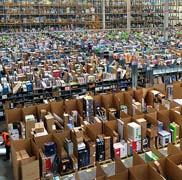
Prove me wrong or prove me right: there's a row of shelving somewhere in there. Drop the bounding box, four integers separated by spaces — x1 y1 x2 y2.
0 0 181 30
0 78 132 118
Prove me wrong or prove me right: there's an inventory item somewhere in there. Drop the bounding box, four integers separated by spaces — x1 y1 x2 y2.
158 130 171 147
145 151 159 162
44 142 56 156
96 138 105 162
64 139 73 155
128 122 141 141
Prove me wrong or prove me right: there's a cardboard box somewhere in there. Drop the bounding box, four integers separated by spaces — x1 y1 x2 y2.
146 127 158 138
40 109 47 120
11 139 40 180
136 118 147 139
129 164 164 180
21 157 39 180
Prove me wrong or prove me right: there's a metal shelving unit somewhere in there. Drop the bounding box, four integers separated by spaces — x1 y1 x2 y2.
0 0 181 31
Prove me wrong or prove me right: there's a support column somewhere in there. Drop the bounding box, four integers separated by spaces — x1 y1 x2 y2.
164 0 169 41
132 64 138 89
102 0 105 30
127 0 131 33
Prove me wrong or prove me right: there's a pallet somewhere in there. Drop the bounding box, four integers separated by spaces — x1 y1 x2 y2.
172 139 180 145
98 159 113 166
79 164 95 171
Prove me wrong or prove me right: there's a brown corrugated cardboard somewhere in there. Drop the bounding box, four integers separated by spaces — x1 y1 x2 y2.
11 138 40 180
21 159 39 180
25 121 35 139
173 84 182 99
166 153 182 179
157 110 170 131
167 143 180 156
36 103 51 119
129 164 164 180
45 114 55 133
124 92 133 116
40 109 47 121
96 162 107 178
50 101 64 118
22 106 37 121
5 108 22 124
86 123 102 141
135 118 147 139
133 152 146 166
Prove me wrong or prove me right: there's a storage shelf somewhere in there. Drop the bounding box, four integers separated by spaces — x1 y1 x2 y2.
0 0 181 30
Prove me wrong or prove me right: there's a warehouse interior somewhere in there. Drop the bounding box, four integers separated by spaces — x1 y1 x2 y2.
0 0 182 180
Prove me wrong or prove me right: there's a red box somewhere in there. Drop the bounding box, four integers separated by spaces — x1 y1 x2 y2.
53 70 61 78
132 141 137 152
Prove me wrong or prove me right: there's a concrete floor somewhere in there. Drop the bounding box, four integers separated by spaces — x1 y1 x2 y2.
0 156 13 180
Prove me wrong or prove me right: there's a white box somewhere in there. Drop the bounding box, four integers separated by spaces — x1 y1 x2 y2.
113 141 127 158
158 130 171 147
113 143 121 158
9 129 19 140
120 140 127 158
25 114 35 122
128 122 141 141
136 140 141 152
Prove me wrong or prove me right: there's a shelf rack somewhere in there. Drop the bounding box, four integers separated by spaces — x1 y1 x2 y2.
0 0 181 31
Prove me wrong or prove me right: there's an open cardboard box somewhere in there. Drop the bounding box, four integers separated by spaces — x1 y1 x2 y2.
167 143 181 156
36 103 51 120
50 101 64 118
134 88 144 103
173 83 182 99
149 158 169 179
155 109 181 140
132 109 145 121
132 152 146 166
103 157 129 180
22 106 37 121
108 111 117 121
11 138 40 180
129 164 164 180
5 108 22 125
145 87 165 107
157 110 170 132
101 93 119 119
93 94 102 112
95 162 108 180
144 114 158 143
103 120 121 144
170 110 182 138
21 106 38 138
169 101 181 109
70 126 86 163
65 98 83 117
34 134 63 176
85 123 103 141
166 153 182 179
113 91 133 116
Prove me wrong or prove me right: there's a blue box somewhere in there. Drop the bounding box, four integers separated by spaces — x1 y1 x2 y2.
3 86 8 94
